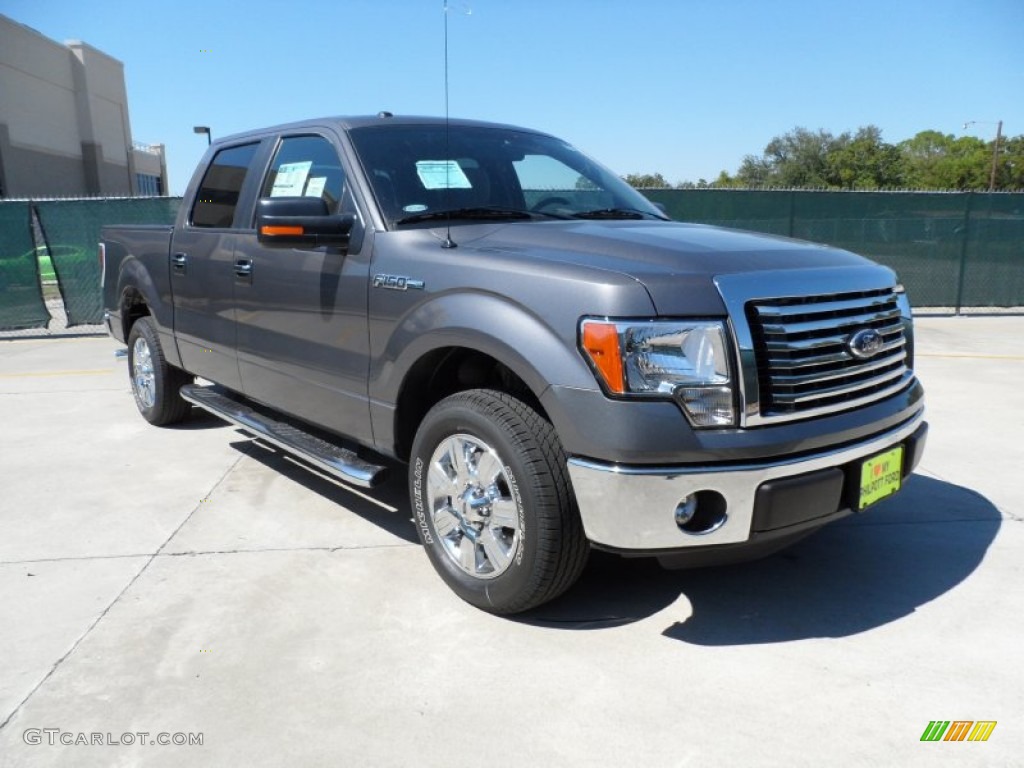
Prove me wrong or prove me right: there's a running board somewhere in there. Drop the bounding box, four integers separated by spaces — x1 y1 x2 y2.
179 384 388 489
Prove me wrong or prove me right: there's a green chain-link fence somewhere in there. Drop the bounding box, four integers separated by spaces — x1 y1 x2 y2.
0 201 50 330
0 197 182 332
34 198 182 326
643 189 1024 310
1 191 1021 333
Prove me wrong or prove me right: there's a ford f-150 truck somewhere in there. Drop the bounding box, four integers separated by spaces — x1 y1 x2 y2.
102 115 927 614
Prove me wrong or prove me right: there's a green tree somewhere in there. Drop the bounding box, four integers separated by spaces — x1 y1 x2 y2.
622 172 671 188
825 126 906 189
995 134 1024 190
734 126 904 189
734 127 835 187
898 131 989 189
713 170 736 187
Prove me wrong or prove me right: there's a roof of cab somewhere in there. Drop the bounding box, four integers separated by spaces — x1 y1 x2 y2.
212 114 549 146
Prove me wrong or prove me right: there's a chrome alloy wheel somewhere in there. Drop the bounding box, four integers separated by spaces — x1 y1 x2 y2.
131 336 156 409
427 434 522 579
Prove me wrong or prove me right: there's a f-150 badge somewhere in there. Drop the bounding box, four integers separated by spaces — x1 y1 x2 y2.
373 274 425 291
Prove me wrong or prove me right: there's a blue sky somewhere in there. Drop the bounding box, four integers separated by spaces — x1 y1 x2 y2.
5 0 1022 194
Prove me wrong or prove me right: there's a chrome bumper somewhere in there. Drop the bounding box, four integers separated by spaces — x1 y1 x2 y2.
566 410 925 551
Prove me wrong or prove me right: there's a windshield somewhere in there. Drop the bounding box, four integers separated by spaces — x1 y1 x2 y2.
348 124 666 227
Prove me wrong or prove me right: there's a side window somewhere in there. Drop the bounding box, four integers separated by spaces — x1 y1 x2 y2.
513 154 613 210
260 135 346 214
190 143 260 228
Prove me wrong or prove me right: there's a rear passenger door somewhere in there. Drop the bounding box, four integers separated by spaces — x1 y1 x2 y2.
171 141 264 390
233 131 375 445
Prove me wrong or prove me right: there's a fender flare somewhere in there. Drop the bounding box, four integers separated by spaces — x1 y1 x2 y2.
371 291 606 456
116 256 180 367
376 291 598 404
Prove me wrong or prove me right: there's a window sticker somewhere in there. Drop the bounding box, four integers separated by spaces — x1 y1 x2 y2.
270 160 313 196
416 160 471 190
304 176 327 198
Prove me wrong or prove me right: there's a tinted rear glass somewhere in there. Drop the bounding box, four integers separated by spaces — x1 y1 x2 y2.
191 143 260 228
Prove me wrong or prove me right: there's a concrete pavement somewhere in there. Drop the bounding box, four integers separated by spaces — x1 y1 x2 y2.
0 318 1020 767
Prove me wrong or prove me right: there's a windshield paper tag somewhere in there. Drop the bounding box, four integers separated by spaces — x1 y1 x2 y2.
304 176 327 198
416 160 471 190
271 161 313 196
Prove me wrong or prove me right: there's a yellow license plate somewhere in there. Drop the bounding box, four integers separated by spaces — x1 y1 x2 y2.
858 446 904 510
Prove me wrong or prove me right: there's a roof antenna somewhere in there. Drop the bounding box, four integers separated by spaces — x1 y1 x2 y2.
441 0 457 248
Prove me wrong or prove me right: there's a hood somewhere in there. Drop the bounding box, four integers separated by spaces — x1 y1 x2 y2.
452 220 873 315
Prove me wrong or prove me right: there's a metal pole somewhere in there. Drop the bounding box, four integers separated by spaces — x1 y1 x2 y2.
954 191 974 315
988 120 1002 192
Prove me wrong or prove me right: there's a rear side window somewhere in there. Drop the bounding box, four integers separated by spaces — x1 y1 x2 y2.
190 143 260 228
260 135 346 213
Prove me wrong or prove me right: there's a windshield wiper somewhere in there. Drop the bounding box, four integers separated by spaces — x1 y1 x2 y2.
396 207 539 225
571 208 666 220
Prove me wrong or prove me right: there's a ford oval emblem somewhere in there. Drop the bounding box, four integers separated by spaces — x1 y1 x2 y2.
848 328 883 359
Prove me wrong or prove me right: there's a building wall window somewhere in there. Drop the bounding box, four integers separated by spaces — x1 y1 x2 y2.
136 173 163 196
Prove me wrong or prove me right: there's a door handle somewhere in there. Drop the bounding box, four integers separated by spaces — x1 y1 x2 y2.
234 259 253 278
171 252 188 274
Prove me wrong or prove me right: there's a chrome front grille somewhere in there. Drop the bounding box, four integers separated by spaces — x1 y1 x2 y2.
746 288 910 417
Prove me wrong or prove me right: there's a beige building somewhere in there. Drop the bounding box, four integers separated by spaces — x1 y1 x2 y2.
0 14 167 198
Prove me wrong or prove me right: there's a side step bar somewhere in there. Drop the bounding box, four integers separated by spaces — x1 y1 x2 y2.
180 384 388 489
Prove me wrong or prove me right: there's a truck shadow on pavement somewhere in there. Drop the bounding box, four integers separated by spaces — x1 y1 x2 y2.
525 475 1002 643
228 439 418 544
213 434 1002 641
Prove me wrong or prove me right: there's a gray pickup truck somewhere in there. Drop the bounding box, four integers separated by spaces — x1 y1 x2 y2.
102 115 927 613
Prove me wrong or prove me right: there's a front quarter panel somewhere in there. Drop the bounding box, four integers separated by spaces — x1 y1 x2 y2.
366 228 657 452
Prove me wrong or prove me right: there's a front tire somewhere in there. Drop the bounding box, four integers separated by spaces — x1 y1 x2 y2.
126 316 192 426
409 389 588 614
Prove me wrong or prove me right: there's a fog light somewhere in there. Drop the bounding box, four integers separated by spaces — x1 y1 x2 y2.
675 491 728 535
674 496 697 526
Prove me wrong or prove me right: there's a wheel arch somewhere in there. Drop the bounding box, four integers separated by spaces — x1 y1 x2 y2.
379 293 598 461
116 256 181 368
120 284 150 341
393 346 548 462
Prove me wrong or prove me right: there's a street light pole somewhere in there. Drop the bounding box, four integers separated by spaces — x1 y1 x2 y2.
193 126 212 146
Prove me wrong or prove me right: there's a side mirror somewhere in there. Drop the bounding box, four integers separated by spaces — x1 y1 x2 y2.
256 197 354 247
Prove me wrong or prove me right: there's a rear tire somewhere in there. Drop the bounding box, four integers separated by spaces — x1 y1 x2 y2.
126 316 192 426
409 389 588 614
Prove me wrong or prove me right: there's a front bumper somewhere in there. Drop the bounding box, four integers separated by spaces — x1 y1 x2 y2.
566 410 927 552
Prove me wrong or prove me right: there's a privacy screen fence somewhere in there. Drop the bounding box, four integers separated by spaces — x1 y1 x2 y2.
644 190 1024 310
0 191 1021 332
0 198 181 331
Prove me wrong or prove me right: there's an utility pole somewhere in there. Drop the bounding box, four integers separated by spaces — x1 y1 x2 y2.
988 120 1003 192
964 120 1005 192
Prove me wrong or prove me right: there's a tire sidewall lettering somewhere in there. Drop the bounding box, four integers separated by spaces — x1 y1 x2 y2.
504 464 526 566
412 457 434 544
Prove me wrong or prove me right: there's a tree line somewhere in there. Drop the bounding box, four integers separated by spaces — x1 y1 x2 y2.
624 126 1023 191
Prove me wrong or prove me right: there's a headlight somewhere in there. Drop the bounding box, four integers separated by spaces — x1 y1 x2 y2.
580 319 736 427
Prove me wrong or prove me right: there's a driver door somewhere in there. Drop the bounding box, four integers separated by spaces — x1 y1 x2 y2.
233 131 374 445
